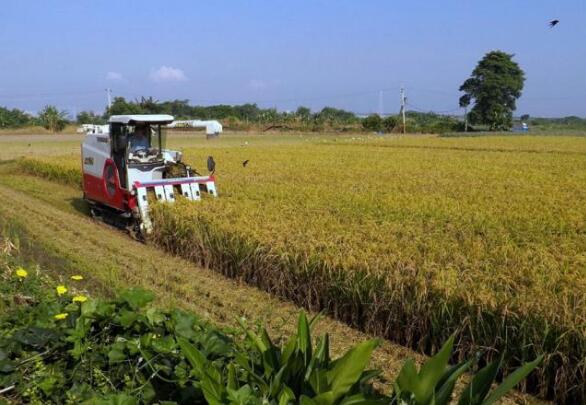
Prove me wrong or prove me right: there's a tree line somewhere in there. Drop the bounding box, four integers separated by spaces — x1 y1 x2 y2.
0 50 581 133
95 96 362 131
84 98 467 133
0 105 68 132
0 97 467 134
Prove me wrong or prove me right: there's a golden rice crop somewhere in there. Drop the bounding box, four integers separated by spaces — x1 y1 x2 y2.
17 157 81 187
17 134 586 403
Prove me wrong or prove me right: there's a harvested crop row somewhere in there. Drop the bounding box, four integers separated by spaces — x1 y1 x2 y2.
15 135 586 403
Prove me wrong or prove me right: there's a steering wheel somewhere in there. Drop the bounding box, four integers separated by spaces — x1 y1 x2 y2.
132 147 149 157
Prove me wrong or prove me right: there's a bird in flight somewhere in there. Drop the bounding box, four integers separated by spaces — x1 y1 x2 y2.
549 19 560 28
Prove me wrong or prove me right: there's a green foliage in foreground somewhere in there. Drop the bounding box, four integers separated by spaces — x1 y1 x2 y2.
0 263 541 404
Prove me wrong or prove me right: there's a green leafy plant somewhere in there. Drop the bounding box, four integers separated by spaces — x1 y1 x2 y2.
390 336 543 405
0 253 543 404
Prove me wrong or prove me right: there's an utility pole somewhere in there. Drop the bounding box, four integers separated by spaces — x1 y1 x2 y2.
105 88 112 109
400 87 406 134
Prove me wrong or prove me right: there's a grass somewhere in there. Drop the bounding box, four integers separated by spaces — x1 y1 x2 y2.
9 132 586 403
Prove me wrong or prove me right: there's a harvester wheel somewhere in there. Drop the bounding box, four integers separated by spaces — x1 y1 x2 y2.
126 220 145 242
89 206 102 220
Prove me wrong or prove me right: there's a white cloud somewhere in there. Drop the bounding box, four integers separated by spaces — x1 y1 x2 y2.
106 71 124 81
150 66 188 82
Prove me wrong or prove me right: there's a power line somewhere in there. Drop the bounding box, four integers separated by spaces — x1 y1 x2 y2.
115 87 404 106
0 85 582 105
407 87 460 97
0 89 103 100
5 84 577 117
407 103 462 114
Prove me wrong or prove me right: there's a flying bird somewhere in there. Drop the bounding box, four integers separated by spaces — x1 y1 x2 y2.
242 160 249 167
549 19 559 28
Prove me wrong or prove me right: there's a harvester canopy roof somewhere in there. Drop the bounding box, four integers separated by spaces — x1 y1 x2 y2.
109 114 175 125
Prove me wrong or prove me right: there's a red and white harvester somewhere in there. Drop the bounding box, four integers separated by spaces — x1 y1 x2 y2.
81 115 217 236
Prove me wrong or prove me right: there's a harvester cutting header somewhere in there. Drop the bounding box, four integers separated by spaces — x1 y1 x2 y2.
81 115 217 236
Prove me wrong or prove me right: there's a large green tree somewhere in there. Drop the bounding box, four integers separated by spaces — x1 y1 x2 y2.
459 51 525 131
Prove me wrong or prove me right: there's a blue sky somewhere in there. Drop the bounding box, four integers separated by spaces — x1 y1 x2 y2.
0 0 584 117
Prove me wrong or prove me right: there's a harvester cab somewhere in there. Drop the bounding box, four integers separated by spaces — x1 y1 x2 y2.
81 114 217 236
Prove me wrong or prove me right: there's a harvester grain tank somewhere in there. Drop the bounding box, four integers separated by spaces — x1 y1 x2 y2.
81 114 217 236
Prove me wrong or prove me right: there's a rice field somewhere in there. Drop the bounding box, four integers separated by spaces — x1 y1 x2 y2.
13 133 586 403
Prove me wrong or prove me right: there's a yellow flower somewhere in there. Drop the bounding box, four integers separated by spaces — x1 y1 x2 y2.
54 313 68 320
70 275 83 281
56 285 68 296
72 295 88 303
15 268 28 278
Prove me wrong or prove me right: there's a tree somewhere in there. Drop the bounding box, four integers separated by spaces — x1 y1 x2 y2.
0 107 33 128
235 103 261 122
106 97 143 116
295 106 311 122
459 51 525 131
38 105 68 133
317 107 357 125
520 114 530 122
136 96 161 114
77 111 105 125
159 99 191 118
362 114 382 132
382 116 398 133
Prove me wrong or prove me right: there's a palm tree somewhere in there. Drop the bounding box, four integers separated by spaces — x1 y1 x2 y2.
39 105 68 133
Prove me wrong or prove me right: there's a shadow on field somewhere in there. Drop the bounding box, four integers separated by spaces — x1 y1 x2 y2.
68 197 90 215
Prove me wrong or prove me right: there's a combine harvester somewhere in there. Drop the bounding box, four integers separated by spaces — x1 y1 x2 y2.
81 115 217 237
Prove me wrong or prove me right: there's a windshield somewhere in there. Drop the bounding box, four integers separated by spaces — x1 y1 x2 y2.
127 124 165 163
